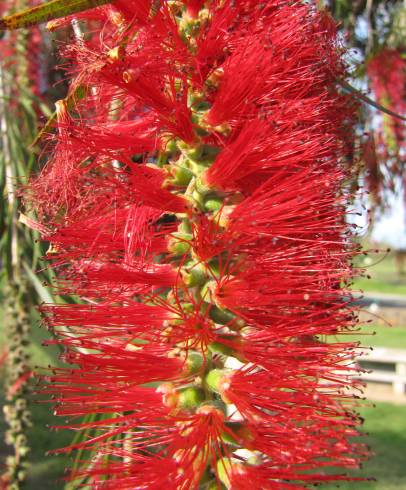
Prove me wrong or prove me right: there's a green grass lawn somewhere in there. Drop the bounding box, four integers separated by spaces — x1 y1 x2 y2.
332 324 406 349
322 402 406 490
23 398 72 489
353 250 406 296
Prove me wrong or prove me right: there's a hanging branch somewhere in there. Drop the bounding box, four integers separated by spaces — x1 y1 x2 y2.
338 78 406 121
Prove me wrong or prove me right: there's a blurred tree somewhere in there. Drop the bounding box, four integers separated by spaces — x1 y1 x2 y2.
325 0 405 213
0 1 56 488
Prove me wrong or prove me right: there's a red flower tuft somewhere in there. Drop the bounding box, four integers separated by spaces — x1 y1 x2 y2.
29 1 367 488
367 48 406 150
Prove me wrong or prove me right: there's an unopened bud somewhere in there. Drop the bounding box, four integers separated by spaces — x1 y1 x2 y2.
184 352 205 374
178 387 205 409
168 233 192 256
181 262 207 287
205 369 232 396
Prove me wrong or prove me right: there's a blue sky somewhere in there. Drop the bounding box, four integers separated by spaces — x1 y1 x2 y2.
370 189 406 248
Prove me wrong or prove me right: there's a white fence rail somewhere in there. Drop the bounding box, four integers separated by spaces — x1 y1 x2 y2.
357 347 406 395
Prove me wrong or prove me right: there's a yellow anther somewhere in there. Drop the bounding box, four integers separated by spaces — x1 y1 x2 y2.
108 45 125 61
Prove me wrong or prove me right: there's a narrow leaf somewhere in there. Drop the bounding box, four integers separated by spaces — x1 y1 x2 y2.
22 261 54 304
0 0 112 30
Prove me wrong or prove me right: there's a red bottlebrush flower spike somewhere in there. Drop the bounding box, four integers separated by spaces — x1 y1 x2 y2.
27 1 368 488
364 48 405 211
367 48 406 151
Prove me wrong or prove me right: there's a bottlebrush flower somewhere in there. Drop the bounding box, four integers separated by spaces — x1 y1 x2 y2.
367 48 405 151
19 0 369 487
364 49 405 211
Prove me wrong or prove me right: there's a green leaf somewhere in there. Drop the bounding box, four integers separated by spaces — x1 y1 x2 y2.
22 261 54 304
0 0 113 31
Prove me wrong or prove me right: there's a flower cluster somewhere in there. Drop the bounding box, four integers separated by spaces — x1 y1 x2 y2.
30 1 367 488
367 48 405 153
365 48 405 205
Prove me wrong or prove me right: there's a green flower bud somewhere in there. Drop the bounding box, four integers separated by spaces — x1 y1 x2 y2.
178 219 192 234
168 232 192 256
177 141 203 160
208 306 235 324
209 335 245 361
208 342 234 357
222 422 254 446
165 138 178 153
178 387 205 409
181 262 207 287
195 176 211 195
169 165 194 186
205 369 230 394
184 351 205 374
204 197 222 212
